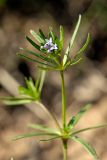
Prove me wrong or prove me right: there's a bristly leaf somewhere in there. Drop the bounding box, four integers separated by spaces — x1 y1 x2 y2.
30 30 45 43
40 136 60 142
0 97 32 105
71 136 99 160
49 27 55 42
74 33 91 59
70 33 91 66
59 25 64 49
71 123 107 135
68 104 92 129
20 48 57 65
18 86 32 97
35 69 46 94
26 36 40 51
28 123 60 134
38 65 60 71
17 53 56 68
63 14 81 65
39 29 46 40
13 132 58 141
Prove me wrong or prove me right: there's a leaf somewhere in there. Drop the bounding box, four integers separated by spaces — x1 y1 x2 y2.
38 65 60 71
17 53 56 68
40 136 60 142
18 86 31 96
30 30 45 43
63 14 81 65
38 66 52 71
71 123 107 135
72 33 91 61
13 132 58 140
68 104 92 129
28 123 59 134
71 136 99 160
25 78 37 97
0 97 32 105
20 48 57 65
70 57 83 66
49 27 55 42
37 70 46 94
39 29 46 40
59 25 64 49
26 36 40 51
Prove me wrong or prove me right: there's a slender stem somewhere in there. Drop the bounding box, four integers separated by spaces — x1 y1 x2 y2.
63 140 68 160
38 70 46 94
36 101 61 132
60 71 67 129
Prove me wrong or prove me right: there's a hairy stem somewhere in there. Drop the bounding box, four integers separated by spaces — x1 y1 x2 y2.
60 71 67 129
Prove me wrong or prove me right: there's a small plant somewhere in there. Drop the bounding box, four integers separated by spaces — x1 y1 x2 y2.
1 14 107 160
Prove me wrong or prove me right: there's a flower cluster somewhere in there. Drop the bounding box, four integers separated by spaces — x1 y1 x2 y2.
18 15 90 72
41 37 58 53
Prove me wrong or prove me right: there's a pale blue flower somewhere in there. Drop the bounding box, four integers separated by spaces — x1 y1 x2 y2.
41 37 58 53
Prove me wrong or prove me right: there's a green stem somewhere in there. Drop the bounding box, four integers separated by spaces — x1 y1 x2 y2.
60 71 67 129
63 140 68 160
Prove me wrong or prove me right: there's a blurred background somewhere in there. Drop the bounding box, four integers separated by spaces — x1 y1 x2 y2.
0 0 107 159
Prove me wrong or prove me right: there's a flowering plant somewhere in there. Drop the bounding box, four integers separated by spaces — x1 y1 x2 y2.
1 14 107 160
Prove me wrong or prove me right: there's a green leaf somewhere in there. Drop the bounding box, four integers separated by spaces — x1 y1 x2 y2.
18 86 31 95
38 65 60 71
63 14 81 65
25 78 38 97
71 123 107 135
13 132 58 140
59 25 64 49
17 53 56 68
26 36 40 51
30 30 45 43
37 70 46 94
28 123 59 134
39 29 46 40
40 136 60 142
49 27 55 42
0 97 32 105
72 33 91 62
70 57 83 66
20 48 57 65
71 136 99 160
68 104 92 129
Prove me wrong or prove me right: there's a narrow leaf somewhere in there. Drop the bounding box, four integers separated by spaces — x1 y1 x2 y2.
49 27 55 41
28 123 59 134
68 104 92 129
60 25 64 49
38 65 59 71
63 14 81 65
30 30 45 43
13 132 57 141
73 33 91 60
0 97 32 105
39 29 46 40
26 36 40 51
71 123 107 135
25 78 37 98
20 48 57 65
71 136 99 160
18 53 56 68
40 136 60 142
70 57 82 66
18 86 31 96
37 70 46 94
